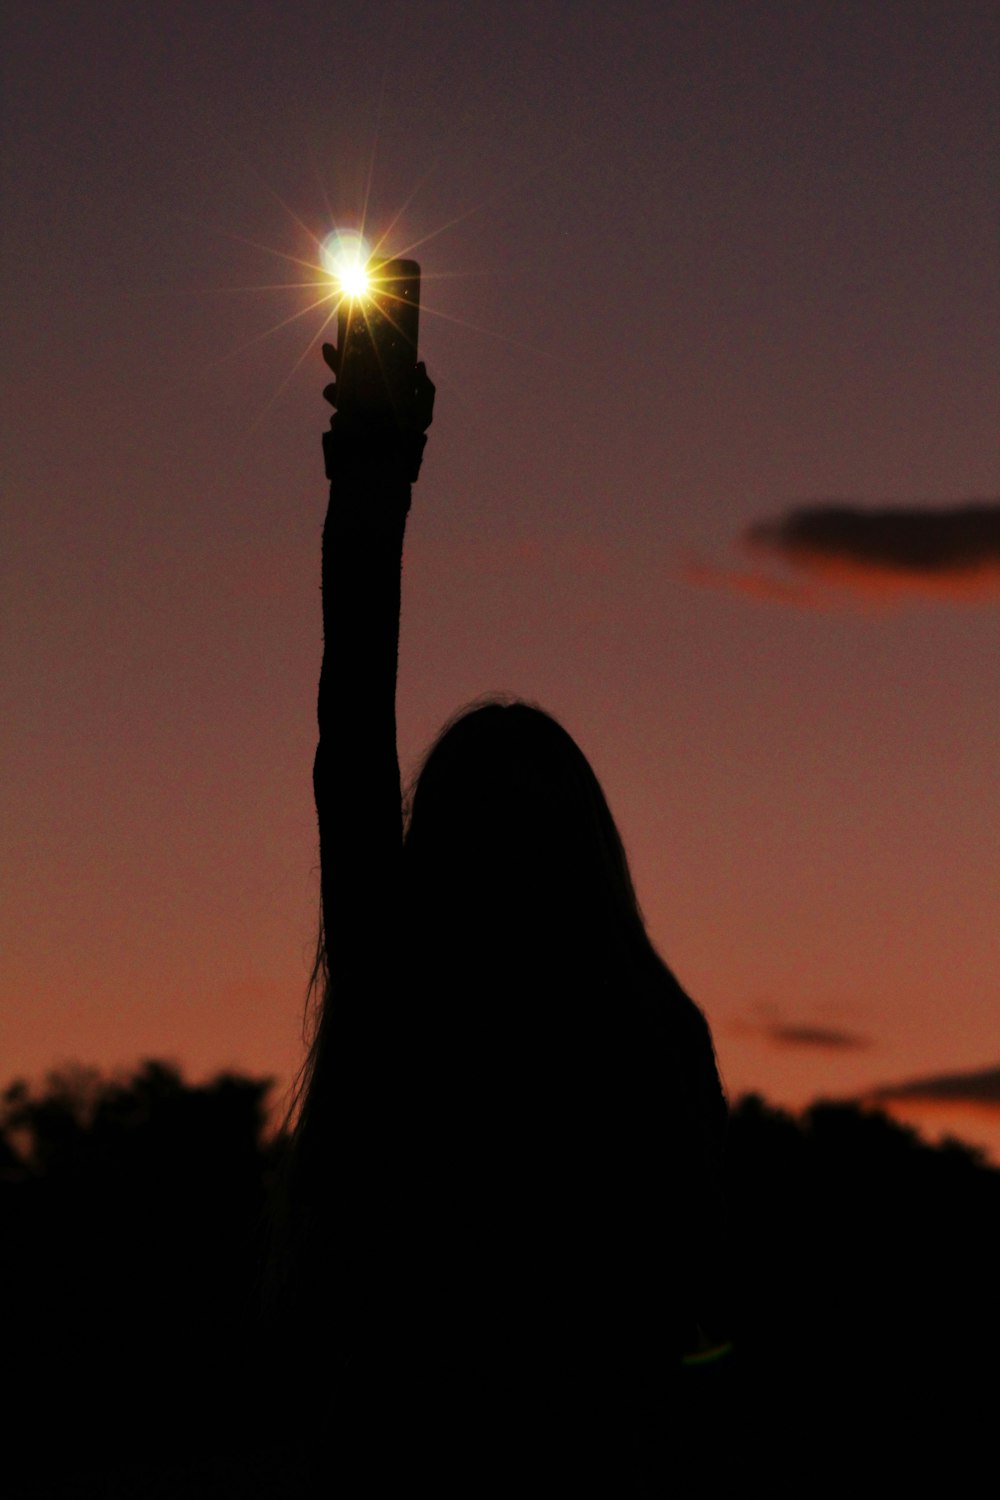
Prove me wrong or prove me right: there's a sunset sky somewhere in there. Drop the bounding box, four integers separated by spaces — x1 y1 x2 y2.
3 1 998 1157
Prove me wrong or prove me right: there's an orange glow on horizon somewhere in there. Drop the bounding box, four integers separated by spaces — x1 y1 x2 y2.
685 555 1000 611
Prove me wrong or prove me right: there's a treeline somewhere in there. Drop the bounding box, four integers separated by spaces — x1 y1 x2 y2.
3 1061 997 1494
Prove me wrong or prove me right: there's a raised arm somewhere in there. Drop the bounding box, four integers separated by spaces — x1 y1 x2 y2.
313 344 434 997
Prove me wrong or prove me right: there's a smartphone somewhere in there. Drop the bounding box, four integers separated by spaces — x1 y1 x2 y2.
335 257 420 420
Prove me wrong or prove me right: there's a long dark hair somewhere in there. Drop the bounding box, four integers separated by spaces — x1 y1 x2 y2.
404 698 646 952
266 698 724 1364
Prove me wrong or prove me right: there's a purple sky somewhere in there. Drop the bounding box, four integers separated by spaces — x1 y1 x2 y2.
3 0 998 1155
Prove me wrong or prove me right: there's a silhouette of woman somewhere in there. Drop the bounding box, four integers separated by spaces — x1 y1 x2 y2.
276 344 728 1495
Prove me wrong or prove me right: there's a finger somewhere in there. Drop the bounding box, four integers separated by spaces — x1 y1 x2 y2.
322 382 338 406
415 363 436 400
321 342 339 373
413 362 435 426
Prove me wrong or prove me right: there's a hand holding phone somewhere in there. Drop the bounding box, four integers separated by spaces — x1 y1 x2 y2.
328 257 421 424
322 255 433 485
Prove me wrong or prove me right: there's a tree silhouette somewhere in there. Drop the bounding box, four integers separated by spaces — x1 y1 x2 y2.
1 1060 287 1497
3 1067 996 1494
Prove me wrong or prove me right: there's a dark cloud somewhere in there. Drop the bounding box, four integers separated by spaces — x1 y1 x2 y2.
869 1063 1000 1108
685 502 1000 608
745 501 1000 577
763 1023 871 1051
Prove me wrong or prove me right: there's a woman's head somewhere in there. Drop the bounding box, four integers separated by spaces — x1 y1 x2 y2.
403 699 646 963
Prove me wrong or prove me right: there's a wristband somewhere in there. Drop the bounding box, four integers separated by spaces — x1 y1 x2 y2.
323 415 428 487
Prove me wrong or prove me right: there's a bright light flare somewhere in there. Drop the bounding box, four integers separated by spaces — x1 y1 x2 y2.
321 229 372 300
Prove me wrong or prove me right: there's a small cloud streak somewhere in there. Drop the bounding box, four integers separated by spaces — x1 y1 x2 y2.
764 1024 871 1051
687 501 1000 609
867 1062 1000 1109
732 1009 871 1050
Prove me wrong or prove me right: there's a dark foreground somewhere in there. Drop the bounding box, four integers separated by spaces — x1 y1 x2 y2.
3 1064 997 1494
